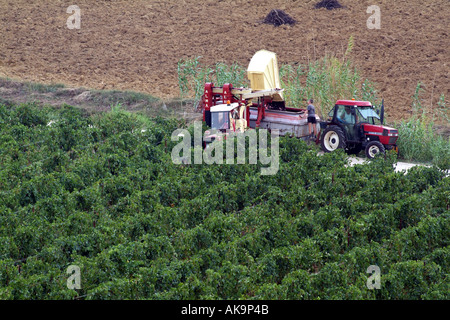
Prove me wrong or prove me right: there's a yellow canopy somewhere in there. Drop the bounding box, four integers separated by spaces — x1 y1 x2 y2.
247 50 283 101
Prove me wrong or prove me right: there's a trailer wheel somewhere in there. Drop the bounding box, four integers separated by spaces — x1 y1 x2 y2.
320 125 346 153
365 141 385 159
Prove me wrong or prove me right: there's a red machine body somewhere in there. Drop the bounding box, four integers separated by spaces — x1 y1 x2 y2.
201 83 320 138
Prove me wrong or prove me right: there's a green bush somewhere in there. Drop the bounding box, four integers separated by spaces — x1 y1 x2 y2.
0 102 448 300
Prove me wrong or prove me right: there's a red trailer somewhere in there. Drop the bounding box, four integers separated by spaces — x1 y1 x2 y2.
201 82 319 139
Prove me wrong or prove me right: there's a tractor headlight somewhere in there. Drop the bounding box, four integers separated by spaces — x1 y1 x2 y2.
383 129 398 137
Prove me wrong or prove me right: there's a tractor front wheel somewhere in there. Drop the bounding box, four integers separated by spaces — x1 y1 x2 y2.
320 125 346 153
365 141 385 159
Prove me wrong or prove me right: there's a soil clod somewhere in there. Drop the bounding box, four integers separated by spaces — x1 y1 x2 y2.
263 9 296 27
314 0 344 10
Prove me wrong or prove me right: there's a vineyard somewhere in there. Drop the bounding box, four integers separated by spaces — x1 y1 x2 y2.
0 102 449 299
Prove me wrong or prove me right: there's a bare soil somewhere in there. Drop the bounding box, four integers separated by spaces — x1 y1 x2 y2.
0 0 448 121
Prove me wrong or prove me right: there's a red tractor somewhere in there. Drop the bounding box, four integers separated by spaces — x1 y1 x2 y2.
319 99 398 158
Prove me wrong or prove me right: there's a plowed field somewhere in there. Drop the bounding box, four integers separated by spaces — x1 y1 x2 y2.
0 0 448 120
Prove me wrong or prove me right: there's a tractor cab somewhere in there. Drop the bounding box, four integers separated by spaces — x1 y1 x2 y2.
320 99 398 158
329 100 382 141
204 101 248 147
209 102 248 133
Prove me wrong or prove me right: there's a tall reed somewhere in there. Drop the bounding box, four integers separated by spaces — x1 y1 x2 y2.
394 86 449 169
177 57 248 102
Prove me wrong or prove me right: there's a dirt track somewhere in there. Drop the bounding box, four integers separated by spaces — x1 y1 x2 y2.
347 155 429 173
0 0 448 121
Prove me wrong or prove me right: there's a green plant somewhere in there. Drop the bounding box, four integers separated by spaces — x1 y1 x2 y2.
394 85 450 169
411 82 425 116
177 57 248 103
279 37 379 117
90 89 160 108
24 81 65 94
177 56 213 101
437 94 449 123
0 102 448 300
177 39 384 119
214 62 248 88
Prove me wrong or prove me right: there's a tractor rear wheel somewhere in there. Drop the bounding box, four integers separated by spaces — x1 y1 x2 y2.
365 141 385 159
320 125 346 153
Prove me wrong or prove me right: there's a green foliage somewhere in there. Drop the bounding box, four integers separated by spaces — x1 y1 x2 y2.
177 41 382 121
279 52 384 118
24 81 66 94
437 94 449 123
0 102 448 300
282 55 357 117
394 85 450 169
177 56 249 101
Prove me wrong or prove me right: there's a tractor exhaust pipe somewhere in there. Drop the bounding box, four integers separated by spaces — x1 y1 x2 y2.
380 99 385 125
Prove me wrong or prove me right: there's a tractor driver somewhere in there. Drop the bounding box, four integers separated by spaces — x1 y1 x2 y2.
219 112 230 129
339 106 357 124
